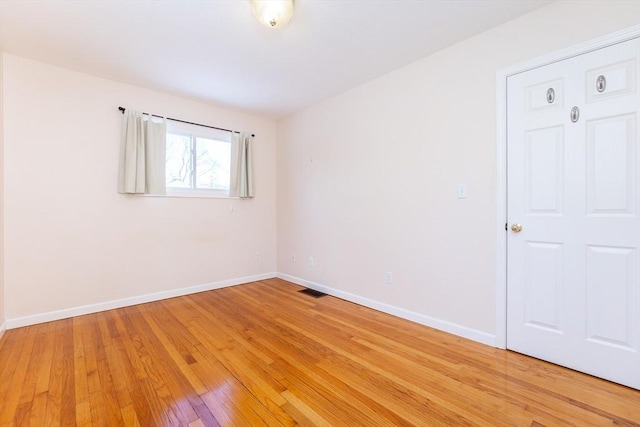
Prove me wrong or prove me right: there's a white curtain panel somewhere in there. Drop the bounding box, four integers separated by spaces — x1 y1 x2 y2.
117 110 167 195
230 132 254 198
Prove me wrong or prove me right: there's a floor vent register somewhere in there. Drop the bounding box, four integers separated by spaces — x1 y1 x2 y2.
298 288 327 298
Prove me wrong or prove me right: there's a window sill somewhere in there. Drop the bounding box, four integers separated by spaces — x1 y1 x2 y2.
145 189 236 199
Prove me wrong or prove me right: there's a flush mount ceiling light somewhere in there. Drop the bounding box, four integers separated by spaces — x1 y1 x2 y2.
250 0 294 28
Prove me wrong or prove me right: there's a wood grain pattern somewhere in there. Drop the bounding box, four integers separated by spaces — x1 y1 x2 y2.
1 278 638 426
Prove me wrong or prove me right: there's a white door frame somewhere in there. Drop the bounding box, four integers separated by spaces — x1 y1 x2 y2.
495 25 640 349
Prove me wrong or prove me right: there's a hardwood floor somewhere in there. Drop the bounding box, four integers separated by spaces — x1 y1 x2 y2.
0 278 638 426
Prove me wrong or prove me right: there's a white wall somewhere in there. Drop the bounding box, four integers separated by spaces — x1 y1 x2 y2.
276 1 640 340
0 52 5 338
2 54 277 322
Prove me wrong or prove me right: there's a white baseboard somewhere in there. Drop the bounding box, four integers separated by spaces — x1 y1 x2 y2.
4 271 497 349
6 272 277 329
277 273 497 347
0 320 6 342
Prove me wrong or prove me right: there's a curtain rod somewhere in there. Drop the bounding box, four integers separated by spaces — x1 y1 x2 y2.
118 107 255 137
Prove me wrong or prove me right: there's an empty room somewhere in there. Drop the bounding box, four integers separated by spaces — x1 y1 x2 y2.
0 0 639 425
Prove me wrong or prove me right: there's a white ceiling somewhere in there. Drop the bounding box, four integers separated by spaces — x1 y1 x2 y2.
0 0 552 119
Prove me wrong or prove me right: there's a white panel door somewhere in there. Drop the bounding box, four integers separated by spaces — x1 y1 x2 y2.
507 37 640 389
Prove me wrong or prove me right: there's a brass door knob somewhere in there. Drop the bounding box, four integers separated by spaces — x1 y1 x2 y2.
511 224 523 233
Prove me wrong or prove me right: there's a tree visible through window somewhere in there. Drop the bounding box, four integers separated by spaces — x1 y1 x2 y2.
165 123 231 195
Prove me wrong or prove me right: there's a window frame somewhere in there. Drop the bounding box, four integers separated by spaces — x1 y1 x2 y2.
165 120 233 199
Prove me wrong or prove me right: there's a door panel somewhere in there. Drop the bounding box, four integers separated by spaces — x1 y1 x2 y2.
586 114 637 215
507 37 640 389
586 59 637 103
526 79 565 113
524 242 564 332
526 127 564 214
586 245 635 348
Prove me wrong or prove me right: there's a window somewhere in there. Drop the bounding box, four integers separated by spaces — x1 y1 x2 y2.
165 121 232 197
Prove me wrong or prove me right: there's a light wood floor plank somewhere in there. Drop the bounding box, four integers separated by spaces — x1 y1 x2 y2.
1 278 638 426
0 324 39 425
73 317 92 427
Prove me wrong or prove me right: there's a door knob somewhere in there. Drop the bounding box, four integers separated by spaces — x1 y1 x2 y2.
511 224 523 233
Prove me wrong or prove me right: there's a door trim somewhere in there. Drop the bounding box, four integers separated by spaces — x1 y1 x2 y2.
495 25 640 349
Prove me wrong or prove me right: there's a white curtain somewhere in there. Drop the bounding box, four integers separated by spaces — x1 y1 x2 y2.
117 110 167 195
230 132 254 198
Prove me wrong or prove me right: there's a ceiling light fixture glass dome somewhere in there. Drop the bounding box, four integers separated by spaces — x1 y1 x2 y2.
250 0 295 28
